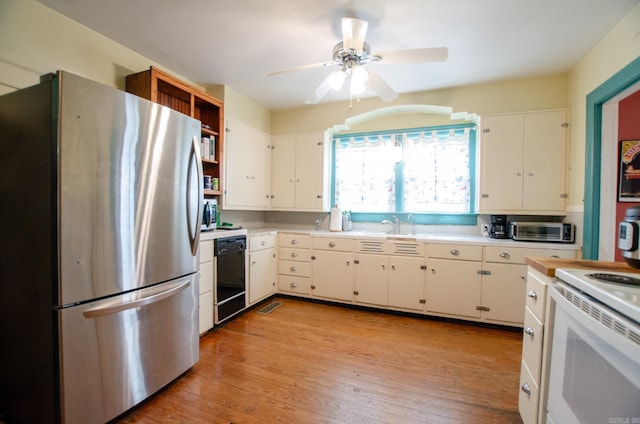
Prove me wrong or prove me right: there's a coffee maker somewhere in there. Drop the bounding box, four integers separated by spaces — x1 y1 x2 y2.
489 215 509 239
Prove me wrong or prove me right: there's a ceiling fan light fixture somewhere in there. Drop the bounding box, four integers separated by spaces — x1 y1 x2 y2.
349 64 368 95
328 70 346 91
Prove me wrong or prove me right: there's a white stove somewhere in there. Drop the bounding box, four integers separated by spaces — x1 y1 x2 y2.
546 267 640 424
555 268 640 323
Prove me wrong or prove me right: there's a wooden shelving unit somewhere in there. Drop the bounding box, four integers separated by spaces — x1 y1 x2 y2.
126 66 224 197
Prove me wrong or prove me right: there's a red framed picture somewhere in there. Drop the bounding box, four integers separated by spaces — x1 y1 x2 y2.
618 139 640 201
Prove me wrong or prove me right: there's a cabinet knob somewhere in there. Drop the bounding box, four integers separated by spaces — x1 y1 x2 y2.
291 282 297 288
450 249 460 256
291 252 298 258
329 242 336 247
499 252 510 259
261 240 267 246
290 266 297 272
382 264 386 270
291 239 298 245
521 383 531 396
391 265 395 271
516 171 522 176
520 275 526 280
528 171 534 176
317 195 322 199
525 327 535 337
527 290 538 300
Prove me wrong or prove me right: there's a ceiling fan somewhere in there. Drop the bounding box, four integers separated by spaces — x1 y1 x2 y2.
268 17 448 106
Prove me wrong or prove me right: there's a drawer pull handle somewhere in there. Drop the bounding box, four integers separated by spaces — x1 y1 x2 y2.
521 383 531 396
450 249 460 256
292 239 298 245
525 327 535 337
290 266 297 272
291 282 297 288
329 242 336 247
527 290 538 300
291 252 298 258
499 252 510 259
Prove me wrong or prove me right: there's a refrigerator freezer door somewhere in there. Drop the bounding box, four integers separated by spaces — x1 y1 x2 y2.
58 274 199 424
57 72 202 306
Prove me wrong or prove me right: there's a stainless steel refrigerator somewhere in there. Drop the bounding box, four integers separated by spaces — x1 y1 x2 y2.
0 71 202 423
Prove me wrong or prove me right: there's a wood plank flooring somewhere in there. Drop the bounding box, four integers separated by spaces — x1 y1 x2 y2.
117 297 523 423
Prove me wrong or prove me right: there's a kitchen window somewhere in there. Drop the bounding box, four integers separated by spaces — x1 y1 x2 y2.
332 123 477 224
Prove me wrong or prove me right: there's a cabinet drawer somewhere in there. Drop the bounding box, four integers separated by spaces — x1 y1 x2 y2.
429 243 483 261
279 260 311 277
279 233 311 249
312 237 355 252
485 246 576 264
280 247 312 262
249 234 276 252
199 240 213 263
518 361 540 424
522 307 544 383
278 275 311 295
526 270 547 321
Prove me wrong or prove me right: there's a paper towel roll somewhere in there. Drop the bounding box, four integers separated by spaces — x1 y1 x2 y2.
329 205 342 232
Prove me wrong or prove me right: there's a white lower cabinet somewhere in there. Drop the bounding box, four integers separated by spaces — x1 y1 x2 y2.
354 252 389 306
278 233 312 296
427 243 484 319
198 239 214 335
311 237 355 302
248 233 277 305
427 257 483 318
519 267 555 424
388 255 426 311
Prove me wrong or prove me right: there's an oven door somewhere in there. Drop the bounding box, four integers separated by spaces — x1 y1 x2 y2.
546 282 640 424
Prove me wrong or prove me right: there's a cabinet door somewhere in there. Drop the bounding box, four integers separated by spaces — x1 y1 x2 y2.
354 253 389 306
388 256 425 311
224 116 270 209
480 114 524 211
522 111 568 212
271 134 296 208
311 250 354 301
482 263 527 324
426 258 482 318
249 248 276 304
294 132 325 210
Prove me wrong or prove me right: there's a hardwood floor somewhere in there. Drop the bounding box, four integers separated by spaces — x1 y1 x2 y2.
117 297 523 423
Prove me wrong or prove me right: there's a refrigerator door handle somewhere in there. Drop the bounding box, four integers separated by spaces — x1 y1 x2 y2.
82 278 192 318
187 135 203 255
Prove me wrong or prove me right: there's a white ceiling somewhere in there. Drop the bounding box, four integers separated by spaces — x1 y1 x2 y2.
37 0 639 110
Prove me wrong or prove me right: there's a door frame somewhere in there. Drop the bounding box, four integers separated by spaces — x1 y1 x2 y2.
583 57 640 259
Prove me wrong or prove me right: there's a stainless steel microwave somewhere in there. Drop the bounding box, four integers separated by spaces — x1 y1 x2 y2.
509 222 575 243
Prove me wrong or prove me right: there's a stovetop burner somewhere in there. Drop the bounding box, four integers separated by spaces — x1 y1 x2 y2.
587 273 640 286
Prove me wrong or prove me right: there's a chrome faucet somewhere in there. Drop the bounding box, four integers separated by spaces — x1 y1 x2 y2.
382 216 401 234
381 219 394 233
392 215 400 234
407 213 416 235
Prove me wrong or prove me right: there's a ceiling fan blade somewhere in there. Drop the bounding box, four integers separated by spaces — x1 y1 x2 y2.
342 17 368 52
375 47 449 64
366 69 398 102
305 73 335 104
267 60 338 77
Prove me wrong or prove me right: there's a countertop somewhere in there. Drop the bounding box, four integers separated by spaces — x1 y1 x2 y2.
525 256 640 277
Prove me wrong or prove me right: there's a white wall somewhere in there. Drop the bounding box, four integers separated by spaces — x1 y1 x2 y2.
567 2 640 210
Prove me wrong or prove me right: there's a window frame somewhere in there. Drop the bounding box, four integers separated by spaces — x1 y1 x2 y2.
331 123 478 225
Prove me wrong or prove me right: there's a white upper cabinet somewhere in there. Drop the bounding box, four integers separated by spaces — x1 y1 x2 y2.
271 131 329 212
479 110 569 214
223 116 271 210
